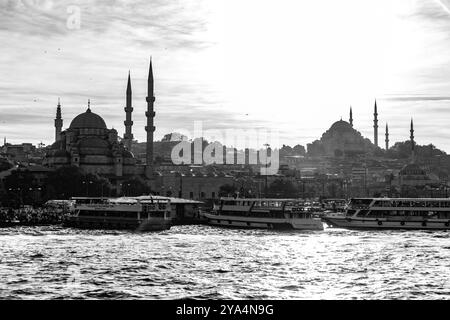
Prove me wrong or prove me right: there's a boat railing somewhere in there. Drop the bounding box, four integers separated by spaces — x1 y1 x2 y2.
75 202 117 208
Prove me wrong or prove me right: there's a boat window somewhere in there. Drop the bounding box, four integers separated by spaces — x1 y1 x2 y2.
149 211 166 218
140 212 148 219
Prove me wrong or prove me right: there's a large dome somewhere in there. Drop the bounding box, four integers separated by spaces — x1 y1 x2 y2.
329 120 353 133
69 108 107 129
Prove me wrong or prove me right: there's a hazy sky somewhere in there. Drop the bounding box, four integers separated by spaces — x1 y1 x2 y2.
2 0 450 151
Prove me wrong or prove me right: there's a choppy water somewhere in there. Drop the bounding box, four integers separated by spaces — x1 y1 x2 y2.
0 225 449 299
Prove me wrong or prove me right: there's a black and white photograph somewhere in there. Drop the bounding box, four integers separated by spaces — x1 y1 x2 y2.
0 0 449 311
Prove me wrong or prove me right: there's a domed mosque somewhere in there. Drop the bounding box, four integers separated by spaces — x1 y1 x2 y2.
307 105 377 157
44 99 137 180
44 59 157 187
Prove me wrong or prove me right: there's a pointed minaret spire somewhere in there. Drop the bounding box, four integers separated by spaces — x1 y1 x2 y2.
87 99 91 111
127 71 132 94
54 98 63 141
349 106 353 127
123 70 134 150
410 118 415 163
373 99 378 147
145 57 156 178
385 123 389 150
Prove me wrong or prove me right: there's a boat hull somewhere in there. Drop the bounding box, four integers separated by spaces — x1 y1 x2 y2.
322 216 450 230
203 213 323 230
64 217 171 232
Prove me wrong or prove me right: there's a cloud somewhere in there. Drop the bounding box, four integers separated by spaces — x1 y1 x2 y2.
0 0 222 144
381 95 450 102
2 0 450 154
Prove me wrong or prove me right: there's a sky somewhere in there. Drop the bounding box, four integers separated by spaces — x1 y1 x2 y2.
2 0 450 151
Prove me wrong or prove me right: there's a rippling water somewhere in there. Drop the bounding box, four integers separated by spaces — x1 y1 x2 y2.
0 225 449 299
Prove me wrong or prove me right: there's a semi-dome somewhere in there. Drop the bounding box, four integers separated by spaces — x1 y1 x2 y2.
69 108 107 129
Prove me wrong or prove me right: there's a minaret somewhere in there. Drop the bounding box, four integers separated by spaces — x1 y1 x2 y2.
123 71 134 150
373 100 378 147
54 98 63 141
410 118 415 163
349 107 353 127
385 123 389 150
145 57 155 178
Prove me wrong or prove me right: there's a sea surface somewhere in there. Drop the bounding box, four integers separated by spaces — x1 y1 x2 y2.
0 225 449 299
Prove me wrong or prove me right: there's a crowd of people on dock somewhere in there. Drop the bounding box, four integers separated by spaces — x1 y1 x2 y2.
0 206 67 226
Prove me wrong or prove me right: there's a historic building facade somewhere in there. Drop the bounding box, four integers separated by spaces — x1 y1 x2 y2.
43 59 157 186
43 101 139 180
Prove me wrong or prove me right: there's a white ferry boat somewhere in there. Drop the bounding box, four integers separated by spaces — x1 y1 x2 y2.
322 198 450 230
65 197 172 231
202 198 324 230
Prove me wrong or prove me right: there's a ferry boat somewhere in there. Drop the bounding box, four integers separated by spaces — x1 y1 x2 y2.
322 198 450 230
65 197 172 231
202 198 324 230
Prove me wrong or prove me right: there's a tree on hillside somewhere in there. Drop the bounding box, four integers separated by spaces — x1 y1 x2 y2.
280 145 293 156
219 184 237 197
45 166 113 199
2 169 36 207
161 132 188 142
0 159 13 172
45 166 85 199
121 176 151 197
293 144 306 156
267 179 298 198
386 141 447 159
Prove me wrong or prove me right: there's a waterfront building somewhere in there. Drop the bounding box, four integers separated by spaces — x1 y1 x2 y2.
43 99 141 187
1 142 40 164
43 59 158 190
152 171 235 201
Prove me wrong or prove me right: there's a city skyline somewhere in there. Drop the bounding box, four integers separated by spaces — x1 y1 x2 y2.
2 0 450 152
